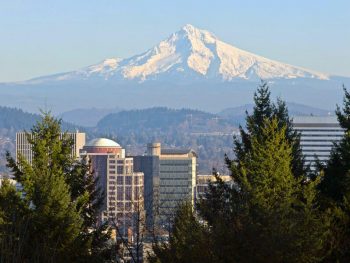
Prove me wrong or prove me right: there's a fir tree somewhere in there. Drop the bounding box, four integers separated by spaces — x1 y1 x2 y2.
204 119 328 262
319 86 350 202
318 86 350 261
230 80 306 178
149 202 212 263
1 113 113 262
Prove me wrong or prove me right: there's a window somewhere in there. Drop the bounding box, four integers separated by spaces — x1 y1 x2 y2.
117 202 124 210
109 170 115 174
109 160 116 164
134 186 140 200
117 160 124 164
125 186 132 201
117 187 124 201
109 165 116 169
117 166 123 174
125 176 132 185
117 176 123 185
125 202 132 211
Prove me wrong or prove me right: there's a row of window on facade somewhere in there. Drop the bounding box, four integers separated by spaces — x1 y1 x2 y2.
108 175 142 185
108 186 142 200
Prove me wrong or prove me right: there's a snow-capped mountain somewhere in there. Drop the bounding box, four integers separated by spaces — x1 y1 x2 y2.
29 24 328 83
1 24 348 113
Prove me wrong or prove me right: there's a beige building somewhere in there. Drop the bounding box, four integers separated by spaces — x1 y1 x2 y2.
16 131 86 163
80 138 144 238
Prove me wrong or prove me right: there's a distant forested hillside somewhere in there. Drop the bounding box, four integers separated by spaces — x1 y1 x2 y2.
95 107 238 173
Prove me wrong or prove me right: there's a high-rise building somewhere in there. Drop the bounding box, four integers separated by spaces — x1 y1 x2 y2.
293 116 344 169
16 131 86 163
134 143 197 227
80 138 144 238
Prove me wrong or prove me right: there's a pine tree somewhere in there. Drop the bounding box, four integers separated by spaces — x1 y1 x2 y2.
149 202 212 263
319 86 350 202
199 118 329 262
318 86 350 261
230 81 306 178
1 113 113 262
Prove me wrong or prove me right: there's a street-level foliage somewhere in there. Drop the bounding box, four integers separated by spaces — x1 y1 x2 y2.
0 113 114 262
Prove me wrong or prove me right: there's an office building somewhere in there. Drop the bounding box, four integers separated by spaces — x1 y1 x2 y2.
80 138 144 238
293 116 344 169
134 143 197 227
16 131 85 163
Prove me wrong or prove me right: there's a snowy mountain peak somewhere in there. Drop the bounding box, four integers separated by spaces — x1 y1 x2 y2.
29 25 329 83
179 24 217 42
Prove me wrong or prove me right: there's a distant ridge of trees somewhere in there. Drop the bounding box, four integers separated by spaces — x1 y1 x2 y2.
0 106 83 133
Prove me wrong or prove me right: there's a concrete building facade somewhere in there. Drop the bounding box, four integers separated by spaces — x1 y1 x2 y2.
134 143 197 227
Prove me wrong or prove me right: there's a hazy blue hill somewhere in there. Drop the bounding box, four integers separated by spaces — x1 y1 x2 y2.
95 107 237 173
218 102 332 125
97 107 235 134
59 107 122 127
0 106 40 131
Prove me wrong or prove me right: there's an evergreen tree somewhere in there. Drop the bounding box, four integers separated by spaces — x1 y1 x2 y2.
149 202 212 263
231 81 306 178
318 86 350 261
200 118 329 262
319 86 350 202
1 113 113 262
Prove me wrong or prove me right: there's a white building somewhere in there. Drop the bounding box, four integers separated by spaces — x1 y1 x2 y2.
293 116 344 169
16 131 86 163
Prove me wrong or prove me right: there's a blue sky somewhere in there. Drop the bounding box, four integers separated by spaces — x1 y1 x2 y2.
0 0 349 82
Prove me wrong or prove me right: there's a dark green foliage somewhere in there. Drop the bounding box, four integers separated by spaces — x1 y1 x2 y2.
149 202 212 263
0 113 113 262
319 86 350 203
318 86 350 261
199 119 329 262
232 81 306 178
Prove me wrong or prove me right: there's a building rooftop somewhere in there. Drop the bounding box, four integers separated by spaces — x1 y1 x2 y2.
161 148 197 157
85 138 121 148
293 116 338 124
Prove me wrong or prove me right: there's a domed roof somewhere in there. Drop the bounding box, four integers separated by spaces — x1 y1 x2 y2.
86 138 121 148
